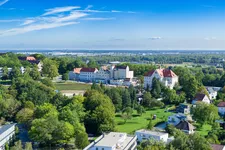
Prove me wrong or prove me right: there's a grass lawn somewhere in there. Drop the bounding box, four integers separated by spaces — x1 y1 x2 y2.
196 124 212 136
54 82 91 91
115 108 173 134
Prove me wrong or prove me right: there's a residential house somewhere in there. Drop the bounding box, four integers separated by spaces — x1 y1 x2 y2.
176 103 191 114
84 132 137 150
69 68 82 81
79 68 98 82
206 87 221 100
167 113 192 126
192 93 210 105
135 129 173 143
144 69 178 89
18 56 36 61
218 102 225 115
211 144 225 150
28 60 43 72
0 124 16 150
175 120 195 134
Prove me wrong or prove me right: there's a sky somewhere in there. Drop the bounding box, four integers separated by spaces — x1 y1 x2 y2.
0 0 225 50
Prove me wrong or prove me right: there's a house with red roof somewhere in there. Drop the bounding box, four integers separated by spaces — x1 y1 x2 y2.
79 68 98 82
218 102 225 115
144 69 178 89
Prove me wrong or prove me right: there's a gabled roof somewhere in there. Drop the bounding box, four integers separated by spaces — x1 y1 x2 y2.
28 60 41 65
194 93 208 101
80 68 98 72
218 102 225 107
211 144 225 150
175 120 195 131
144 69 177 78
144 70 155 76
73 68 82 74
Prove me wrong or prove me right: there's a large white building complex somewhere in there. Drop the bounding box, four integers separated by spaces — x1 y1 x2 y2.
144 68 178 89
69 65 135 86
84 132 137 150
0 124 16 150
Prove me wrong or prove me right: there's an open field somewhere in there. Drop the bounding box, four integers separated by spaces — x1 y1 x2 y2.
54 82 91 91
115 108 173 134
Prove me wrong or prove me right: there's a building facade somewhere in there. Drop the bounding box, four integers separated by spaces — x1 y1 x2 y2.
192 93 210 105
79 68 98 82
144 69 178 89
0 124 16 150
218 102 225 115
84 132 137 150
135 129 171 143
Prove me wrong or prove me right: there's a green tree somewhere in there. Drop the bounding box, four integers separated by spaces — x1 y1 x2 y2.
75 130 89 149
29 65 41 80
192 103 219 126
42 58 59 79
84 91 115 134
25 142 33 150
136 105 145 116
147 118 154 130
16 108 34 126
10 140 23 150
122 89 131 108
62 72 69 81
142 92 152 107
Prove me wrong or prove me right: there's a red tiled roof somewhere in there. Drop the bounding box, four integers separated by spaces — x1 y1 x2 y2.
73 68 82 74
26 56 36 61
80 68 97 72
211 144 225 150
218 102 225 107
144 69 177 78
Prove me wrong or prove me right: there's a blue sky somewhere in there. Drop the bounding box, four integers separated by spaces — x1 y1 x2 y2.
0 0 225 50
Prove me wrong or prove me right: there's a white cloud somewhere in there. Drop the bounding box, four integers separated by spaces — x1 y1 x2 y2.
85 5 93 10
111 10 122 13
83 17 115 21
0 22 77 36
20 19 36 26
42 6 80 16
149 37 162 40
204 37 217 40
0 0 8 6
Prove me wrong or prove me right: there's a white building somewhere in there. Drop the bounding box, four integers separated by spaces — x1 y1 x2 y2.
192 93 210 105
135 129 173 143
0 124 16 150
84 132 137 150
111 66 134 80
206 87 221 100
218 102 225 115
96 66 110 83
144 69 178 89
69 68 81 81
79 68 98 82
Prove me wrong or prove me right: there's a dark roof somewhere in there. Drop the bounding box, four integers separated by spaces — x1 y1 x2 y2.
28 60 41 65
144 70 155 76
175 120 195 131
218 102 225 107
211 144 225 150
80 68 97 72
194 93 207 101
0 123 16 135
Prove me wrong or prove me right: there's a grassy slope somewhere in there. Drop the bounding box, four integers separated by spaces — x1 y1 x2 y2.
115 108 173 134
54 82 91 91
